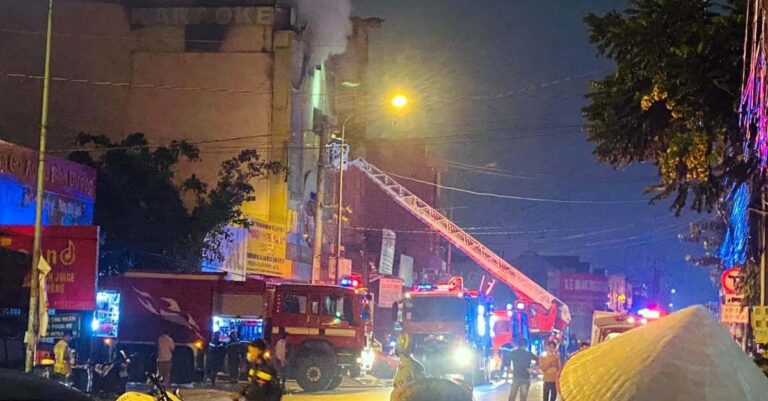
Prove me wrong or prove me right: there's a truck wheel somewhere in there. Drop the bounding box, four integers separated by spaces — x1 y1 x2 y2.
325 375 342 391
296 357 333 393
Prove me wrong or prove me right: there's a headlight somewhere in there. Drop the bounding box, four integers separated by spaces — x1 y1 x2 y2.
452 345 474 367
361 348 375 370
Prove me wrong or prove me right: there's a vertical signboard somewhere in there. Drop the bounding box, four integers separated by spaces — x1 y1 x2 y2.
246 220 291 278
399 254 414 287
378 277 403 308
379 229 396 275
0 225 98 310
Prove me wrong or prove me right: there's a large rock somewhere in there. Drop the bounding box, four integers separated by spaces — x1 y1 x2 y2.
560 305 768 401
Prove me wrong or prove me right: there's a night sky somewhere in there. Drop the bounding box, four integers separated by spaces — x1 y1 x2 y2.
353 0 718 308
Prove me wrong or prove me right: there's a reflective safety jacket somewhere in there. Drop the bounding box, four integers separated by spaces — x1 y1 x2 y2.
53 340 72 376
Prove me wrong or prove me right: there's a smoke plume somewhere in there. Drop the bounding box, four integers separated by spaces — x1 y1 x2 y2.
297 0 353 66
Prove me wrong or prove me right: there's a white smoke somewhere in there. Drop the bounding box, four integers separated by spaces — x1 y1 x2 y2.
296 0 353 66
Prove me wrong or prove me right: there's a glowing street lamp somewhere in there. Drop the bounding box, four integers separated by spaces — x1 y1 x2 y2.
391 94 408 109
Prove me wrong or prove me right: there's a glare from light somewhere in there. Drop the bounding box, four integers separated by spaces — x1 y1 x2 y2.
668 303 674 309
506 303 513 311
91 318 100 331
391 94 408 109
670 288 676 294
361 347 375 370
453 345 474 367
641 318 648 325
478 305 485 315
515 302 525 310
638 308 661 319
457 292 464 298
490 315 499 337
405 292 412 299
627 316 636 324
478 316 486 337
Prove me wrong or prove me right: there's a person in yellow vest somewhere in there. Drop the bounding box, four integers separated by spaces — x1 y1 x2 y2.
392 333 425 401
53 331 75 382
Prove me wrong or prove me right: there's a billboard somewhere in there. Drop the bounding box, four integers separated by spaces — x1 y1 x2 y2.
0 225 99 310
246 220 291 278
0 140 96 226
203 226 248 281
559 273 608 314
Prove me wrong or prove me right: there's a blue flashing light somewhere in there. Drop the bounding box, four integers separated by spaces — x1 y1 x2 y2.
478 304 485 316
416 283 435 291
91 318 100 331
506 303 513 311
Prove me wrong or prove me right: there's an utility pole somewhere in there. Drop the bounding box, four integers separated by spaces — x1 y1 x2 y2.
26 0 54 373
312 120 328 284
335 114 354 283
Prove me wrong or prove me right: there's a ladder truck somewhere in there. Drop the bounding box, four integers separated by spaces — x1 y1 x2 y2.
348 159 571 343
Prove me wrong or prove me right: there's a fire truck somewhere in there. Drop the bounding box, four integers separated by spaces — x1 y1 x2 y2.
395 277 494 385
96 272 369 392
349 159 572 349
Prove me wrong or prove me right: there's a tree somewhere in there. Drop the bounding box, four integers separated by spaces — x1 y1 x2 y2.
678 218 726 283
68 133 284 274
583 0 747 214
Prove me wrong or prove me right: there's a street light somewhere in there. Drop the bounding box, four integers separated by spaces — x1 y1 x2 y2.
391 94 408 109
334 92 410 282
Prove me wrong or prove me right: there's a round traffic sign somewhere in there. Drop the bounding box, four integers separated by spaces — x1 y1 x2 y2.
721 267 741 295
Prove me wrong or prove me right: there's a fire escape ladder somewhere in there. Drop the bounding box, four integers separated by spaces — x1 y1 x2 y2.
348 159 571 324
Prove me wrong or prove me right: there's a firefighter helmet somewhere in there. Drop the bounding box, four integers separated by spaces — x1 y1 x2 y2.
396 333 411 353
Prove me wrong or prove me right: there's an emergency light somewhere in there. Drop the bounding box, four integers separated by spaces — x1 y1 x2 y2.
339 275 361 289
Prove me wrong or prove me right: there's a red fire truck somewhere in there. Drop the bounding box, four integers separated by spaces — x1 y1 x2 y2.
394 277 494 386
97 272 368 392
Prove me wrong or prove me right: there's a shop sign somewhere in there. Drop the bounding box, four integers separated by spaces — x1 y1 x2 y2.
246 220 290 278
46 313 81 339
130 7 275 26
0 225 98 310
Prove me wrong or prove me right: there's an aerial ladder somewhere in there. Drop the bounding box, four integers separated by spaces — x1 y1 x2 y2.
348 159 571 329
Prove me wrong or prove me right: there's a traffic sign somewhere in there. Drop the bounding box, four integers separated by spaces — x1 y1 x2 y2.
721 267 742 295
753 306 768 344
721 304 749 324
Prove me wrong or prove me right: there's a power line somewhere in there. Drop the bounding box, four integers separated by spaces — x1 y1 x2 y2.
380 168 649 205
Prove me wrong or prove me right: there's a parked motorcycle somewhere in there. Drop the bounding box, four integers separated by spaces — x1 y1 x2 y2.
116 373 183 401
93 350 133 395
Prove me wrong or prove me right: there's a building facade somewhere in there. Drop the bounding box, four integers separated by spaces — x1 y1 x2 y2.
0 0 341 281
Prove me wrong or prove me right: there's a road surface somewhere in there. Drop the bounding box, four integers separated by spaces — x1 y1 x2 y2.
165 379 546 401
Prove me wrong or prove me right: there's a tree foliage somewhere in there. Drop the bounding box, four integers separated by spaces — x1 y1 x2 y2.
68 133 285 274
584 0 747 214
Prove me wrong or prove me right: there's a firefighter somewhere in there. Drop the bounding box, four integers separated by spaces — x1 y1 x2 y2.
392 333 425 397
53 331 75 383
230 340 282 401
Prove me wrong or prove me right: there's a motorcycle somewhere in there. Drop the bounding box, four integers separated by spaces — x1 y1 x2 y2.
93 350 133 395
116 373 183 401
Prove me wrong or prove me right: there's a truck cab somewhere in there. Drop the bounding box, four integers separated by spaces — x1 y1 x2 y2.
397 278 493 386
269 283 367 392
